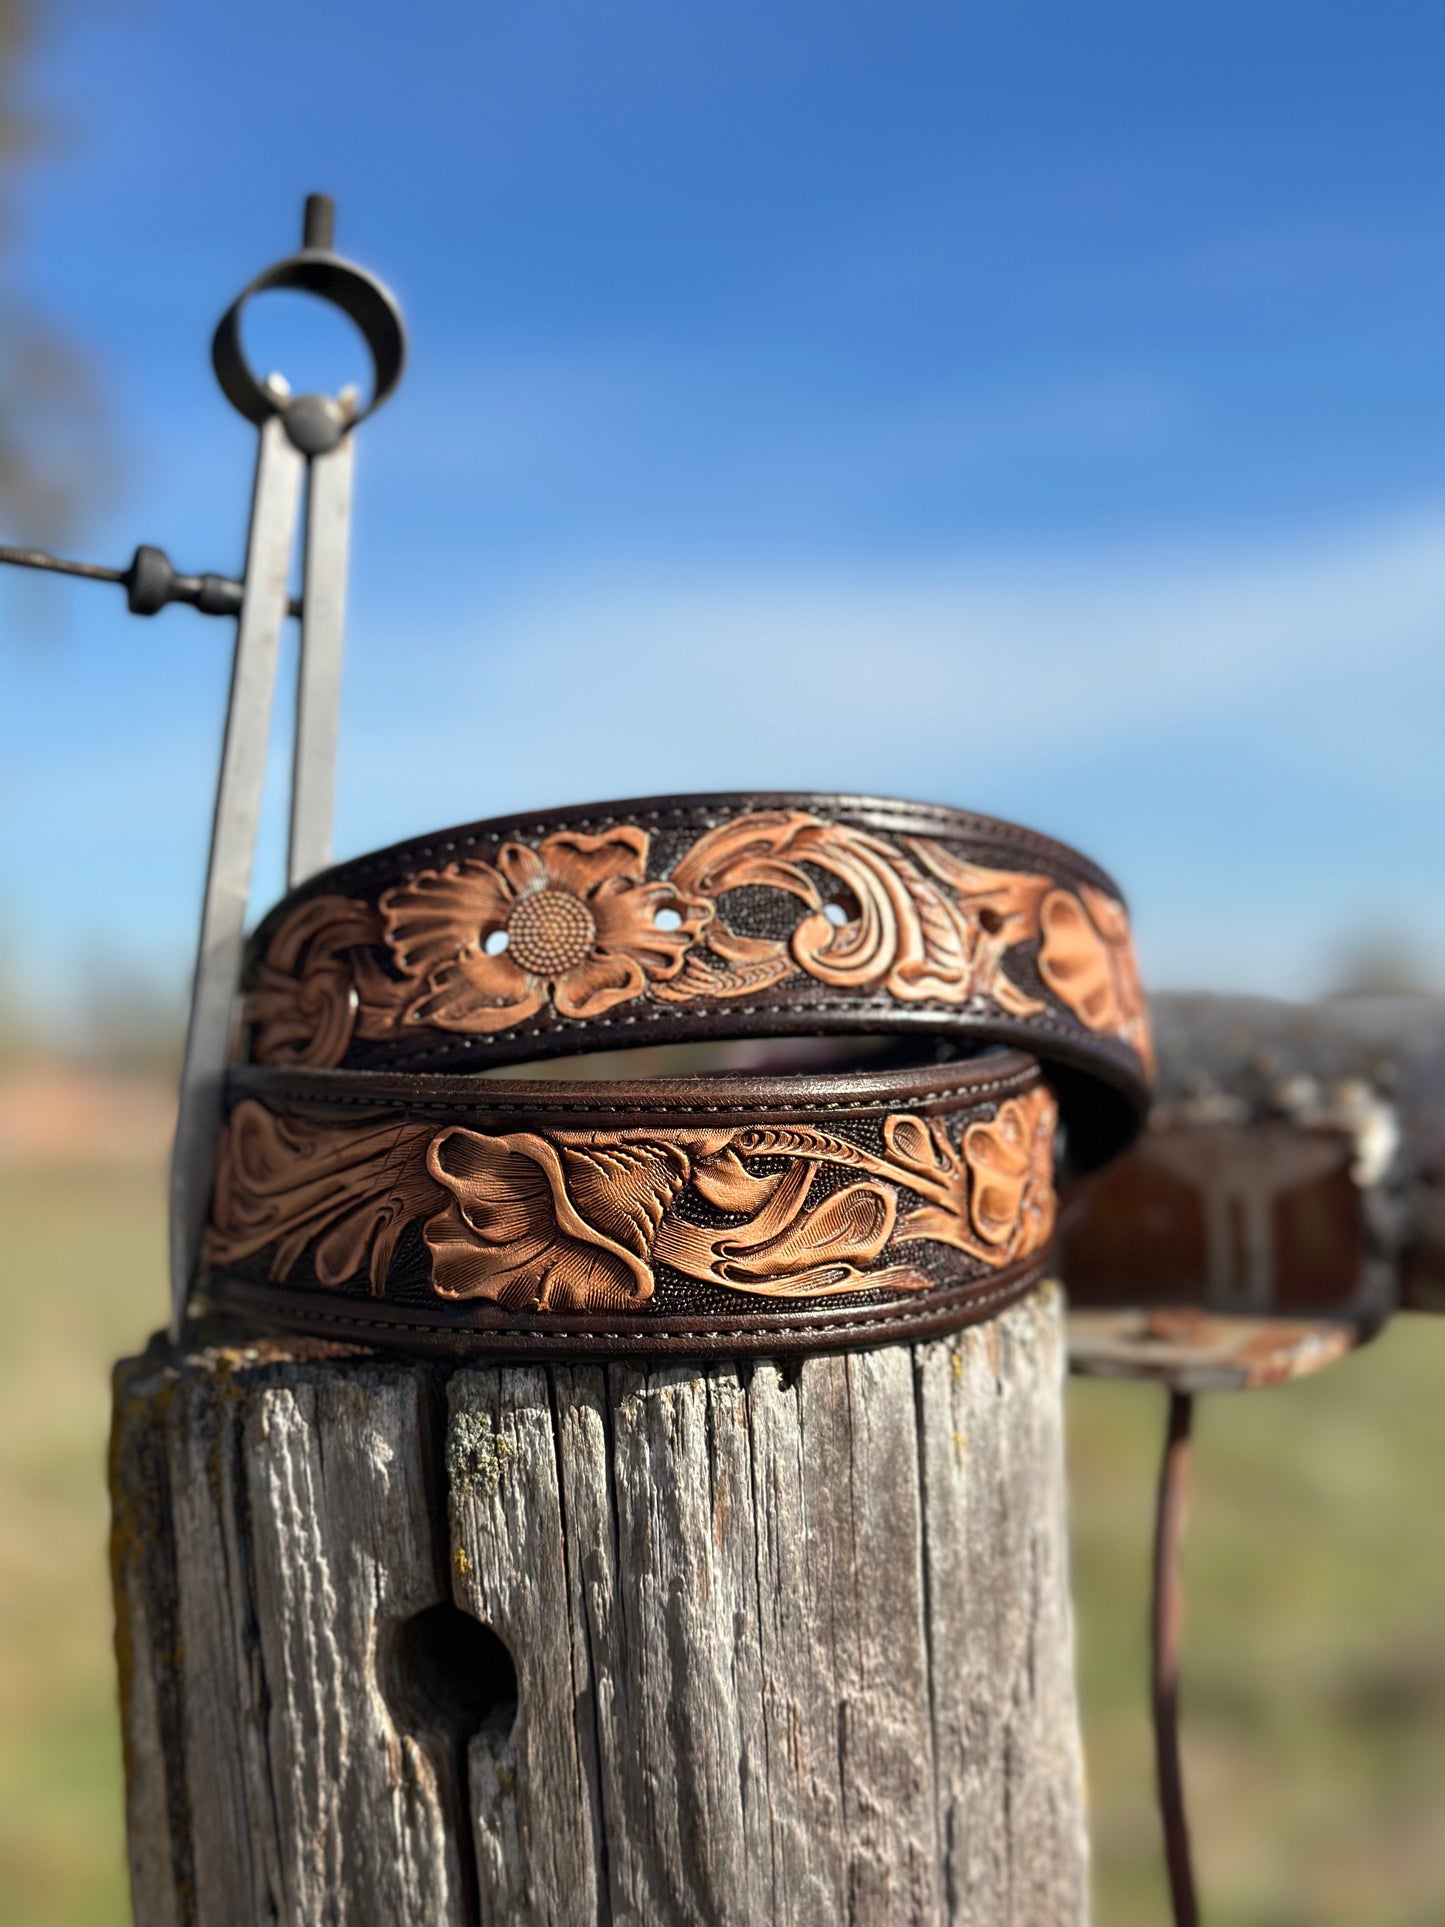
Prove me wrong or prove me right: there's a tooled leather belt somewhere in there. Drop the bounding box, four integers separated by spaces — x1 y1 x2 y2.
238 790 1153 1168
201 1052 1060 1356
200 791 1153 1356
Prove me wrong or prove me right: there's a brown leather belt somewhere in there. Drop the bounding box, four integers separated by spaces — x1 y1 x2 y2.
240 791 1152 1171
200 1050 1059 1357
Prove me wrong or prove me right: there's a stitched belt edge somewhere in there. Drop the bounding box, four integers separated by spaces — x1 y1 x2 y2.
199 1265 1050 1359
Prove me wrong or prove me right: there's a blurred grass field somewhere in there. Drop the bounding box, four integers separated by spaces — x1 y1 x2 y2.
2 1116 1443 1925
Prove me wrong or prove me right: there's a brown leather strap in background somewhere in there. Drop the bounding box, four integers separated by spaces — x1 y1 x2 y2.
239 791 1152 1170
201 1050 1058 1357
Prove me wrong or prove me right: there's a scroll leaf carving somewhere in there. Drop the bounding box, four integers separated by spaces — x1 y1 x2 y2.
208 1101 439 1290
207 1091 1059 1313
652 1163 918 1298
662 811 981 1005
787 830 973 1001
654 946 801 1004
245 895 402 1069
902 840 1053 1017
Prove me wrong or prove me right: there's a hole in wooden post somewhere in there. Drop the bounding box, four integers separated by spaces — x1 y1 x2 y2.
380 1600 518 1745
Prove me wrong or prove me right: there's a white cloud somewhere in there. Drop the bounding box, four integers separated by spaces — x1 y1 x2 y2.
331 502 1445 1000
342 499 1445 814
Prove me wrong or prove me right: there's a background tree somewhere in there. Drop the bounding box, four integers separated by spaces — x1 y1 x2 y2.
0 0 109 543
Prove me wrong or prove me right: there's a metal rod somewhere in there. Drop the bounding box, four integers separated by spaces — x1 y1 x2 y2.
0 543 125 584
288 432 353 887
1151 1388 1200 1927
168 416 305 1338
303 192 335 251
0 539 303 619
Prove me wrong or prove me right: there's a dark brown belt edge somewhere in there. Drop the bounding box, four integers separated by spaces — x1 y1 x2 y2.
198 1051 1060 1358
199 1262 1048 1360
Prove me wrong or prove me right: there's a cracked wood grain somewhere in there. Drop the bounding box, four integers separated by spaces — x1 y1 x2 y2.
112 1287 1086 1924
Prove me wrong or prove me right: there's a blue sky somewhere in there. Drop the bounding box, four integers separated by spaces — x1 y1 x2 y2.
3 0 1444 1019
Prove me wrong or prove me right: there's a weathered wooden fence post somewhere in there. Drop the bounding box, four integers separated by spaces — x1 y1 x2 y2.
111 1281 1088 1925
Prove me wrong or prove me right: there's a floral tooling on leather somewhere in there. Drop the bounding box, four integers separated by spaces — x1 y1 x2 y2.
245 811 1151 1072
207 1087 1058 1313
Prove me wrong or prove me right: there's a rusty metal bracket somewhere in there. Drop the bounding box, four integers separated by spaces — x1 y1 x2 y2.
1061 990 1445 1925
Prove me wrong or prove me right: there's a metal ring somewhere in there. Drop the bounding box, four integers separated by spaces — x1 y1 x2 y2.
211 247 407 429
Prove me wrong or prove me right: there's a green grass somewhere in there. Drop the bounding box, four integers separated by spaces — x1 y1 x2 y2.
0 1166 166 1927
1071 1327 1445 1925
2 1158 1444 1923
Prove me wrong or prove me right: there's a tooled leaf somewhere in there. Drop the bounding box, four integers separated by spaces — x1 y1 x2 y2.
208 1103 440 1291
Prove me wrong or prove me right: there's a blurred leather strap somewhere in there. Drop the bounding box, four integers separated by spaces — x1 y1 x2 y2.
240 790 1153 1169
200 1050 1059 1357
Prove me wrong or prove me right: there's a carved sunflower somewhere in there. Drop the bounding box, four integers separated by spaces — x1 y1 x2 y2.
380 827 712 1035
